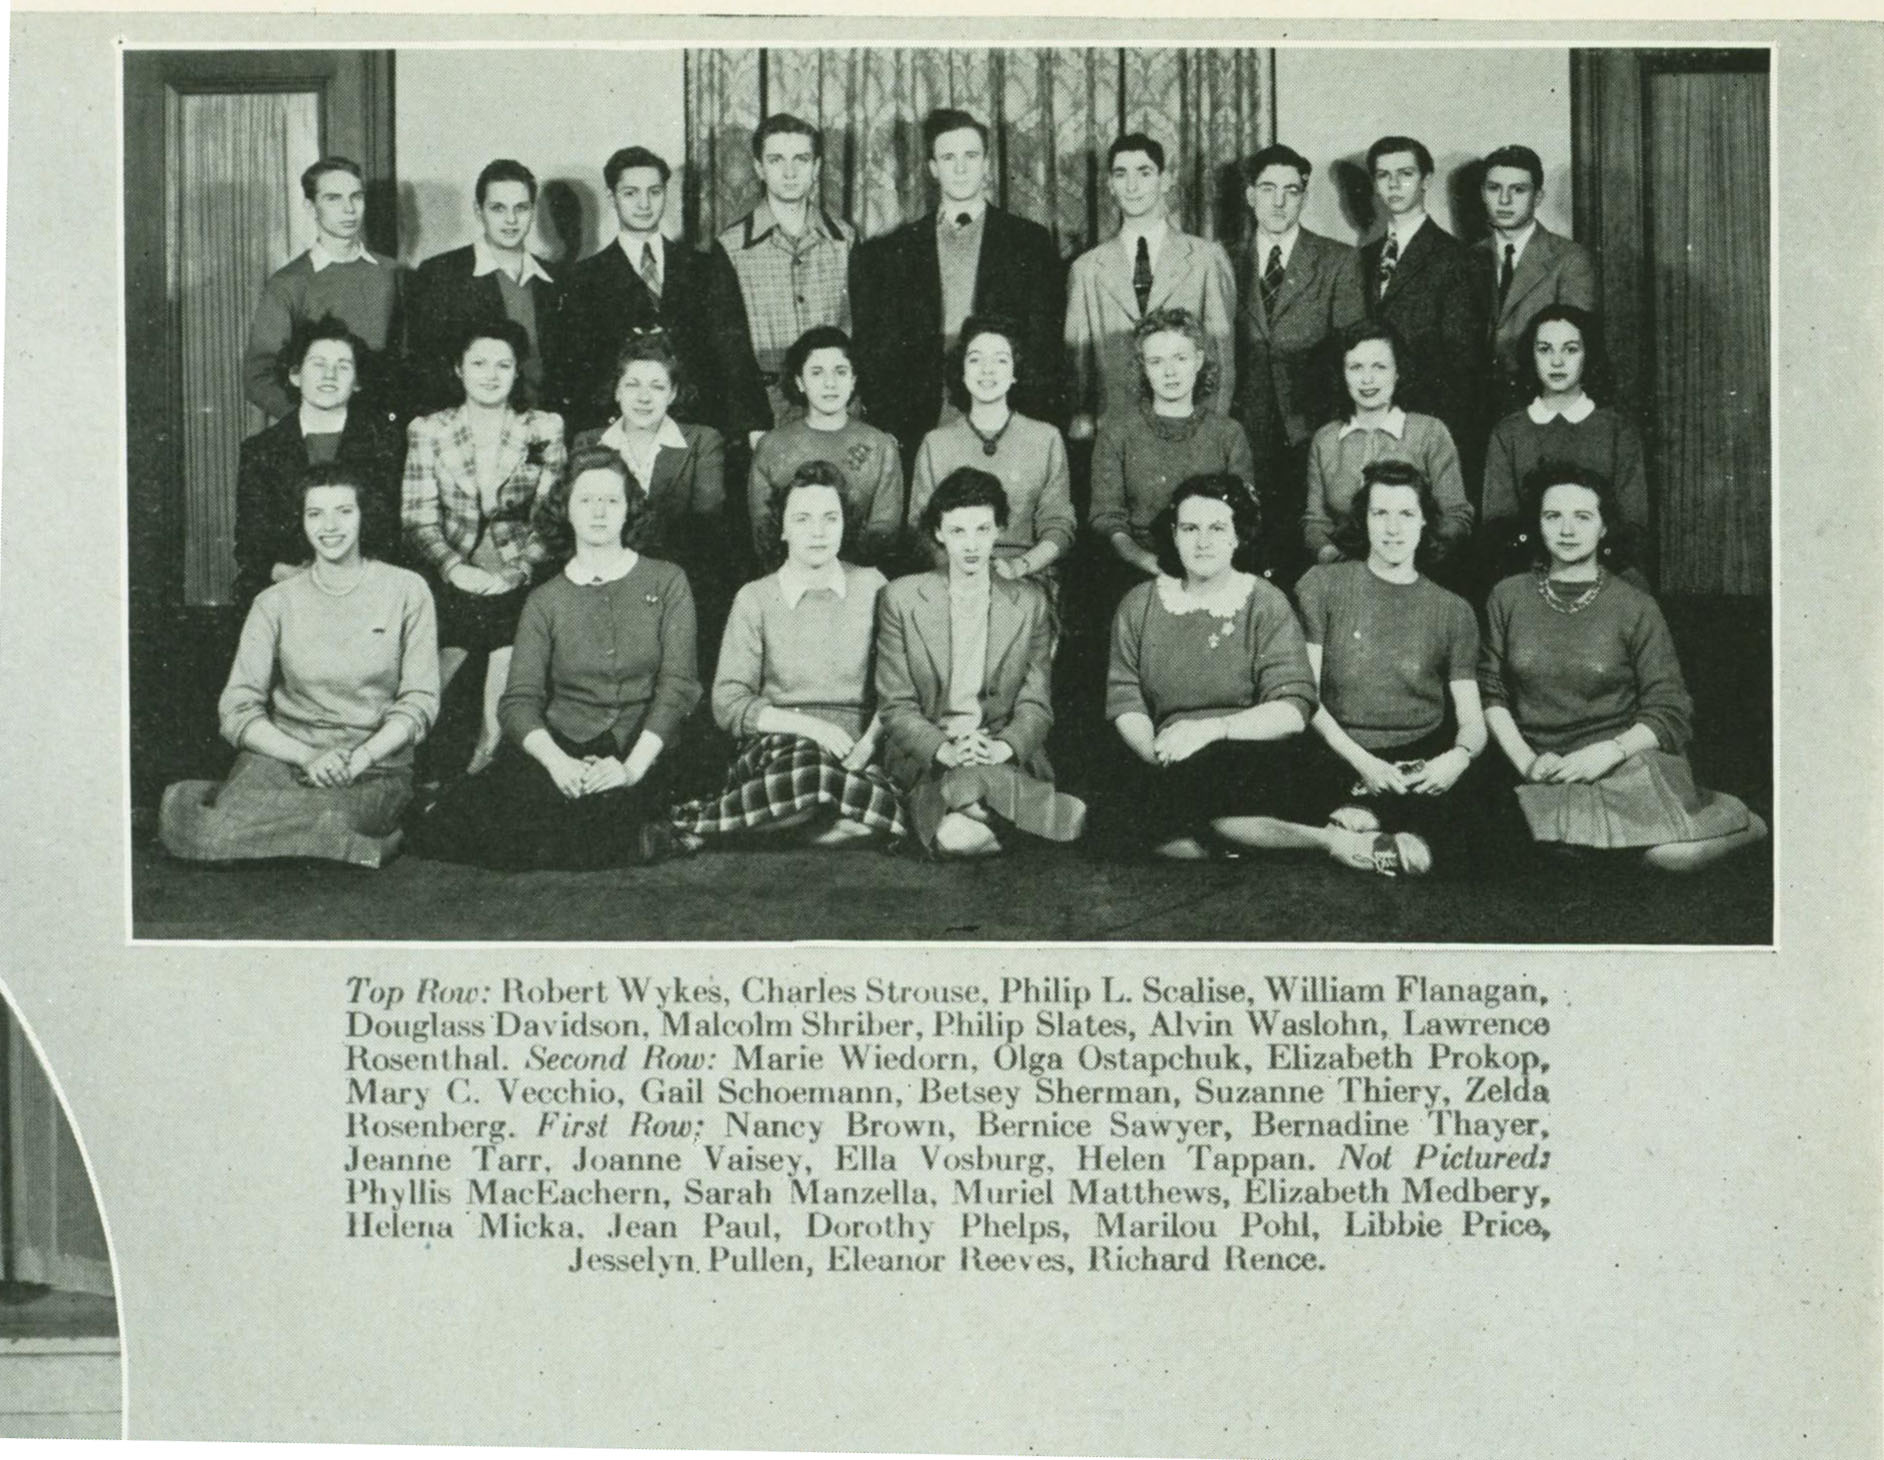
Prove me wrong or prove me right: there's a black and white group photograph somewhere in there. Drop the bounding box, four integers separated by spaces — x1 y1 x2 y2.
122 43 1775 944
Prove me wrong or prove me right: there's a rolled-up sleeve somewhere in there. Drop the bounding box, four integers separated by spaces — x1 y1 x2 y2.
1104 585 1151 723
1249 591 1318 728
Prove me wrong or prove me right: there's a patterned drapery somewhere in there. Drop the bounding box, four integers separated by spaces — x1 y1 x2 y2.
683 47 1273 256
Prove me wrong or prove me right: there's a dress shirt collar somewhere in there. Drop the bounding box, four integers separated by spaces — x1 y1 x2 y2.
1528 393 1597 425
564 550 639 586
1385 211 1428 253
1253 223 1301 270
473 235 553 286
938 198 989 231
308 236 376 271
777 558 849 608
1493 220 1539 266
1119 216 1171 265
748 198 840 248
1338 406 1408 440
616 230 665 268
599 415 689 455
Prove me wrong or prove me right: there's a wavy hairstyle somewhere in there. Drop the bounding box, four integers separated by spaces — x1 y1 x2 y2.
294 463 394 562
759 459 855 571
1516 459 1636 570
1332 459 1445 570
944 314 1027 414
451 319 533 411
532 445 650 559
1328 318 1410 421
608 327 691 419
1150 472 1262 579
1133 307 1221 408
1518 304 1617 407
780 325 857 412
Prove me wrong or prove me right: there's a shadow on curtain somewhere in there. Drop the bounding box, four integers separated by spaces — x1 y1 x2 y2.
684 47 1273 256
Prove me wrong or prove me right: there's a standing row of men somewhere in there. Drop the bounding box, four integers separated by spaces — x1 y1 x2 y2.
241 108 1596 510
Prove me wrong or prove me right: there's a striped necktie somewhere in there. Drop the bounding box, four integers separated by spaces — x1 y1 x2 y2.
1377 233 1399 295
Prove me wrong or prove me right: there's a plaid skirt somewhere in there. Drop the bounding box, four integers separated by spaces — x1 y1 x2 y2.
159 751 411 868
671 734 908 841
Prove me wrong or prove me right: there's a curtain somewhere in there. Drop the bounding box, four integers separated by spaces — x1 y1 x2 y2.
2 1006 113 1297
168 89 321 605
1648 71 1770 595
683 47 1272 256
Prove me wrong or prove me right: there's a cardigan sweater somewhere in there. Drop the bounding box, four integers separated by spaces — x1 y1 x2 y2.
498 557 702 753
712 564 887 739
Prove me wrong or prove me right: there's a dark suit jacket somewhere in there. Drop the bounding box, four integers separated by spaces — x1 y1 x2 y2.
850 208 1067 468
874 572 1055 789
554 239 768 441
406 244 564 418
1359 218 1487 451
231 406 406 611
1477 224 1599 412
1232 227 1366 463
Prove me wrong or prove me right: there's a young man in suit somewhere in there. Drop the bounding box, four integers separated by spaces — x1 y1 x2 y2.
243 157 399 419
1478 143 1599 419
712 114 858 440
850 107 1067 471
1064 133 1237 439
1357 135 1486 473
1231 143 1366 580
407 159 562 418
557 146 768 441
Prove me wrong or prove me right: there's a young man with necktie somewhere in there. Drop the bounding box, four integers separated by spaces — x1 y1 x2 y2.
1356 135 1486 487
1230 143 1365 581
850 107 1067 473
1064 132 1236 442
1476 143 1598 426
556 146 767 442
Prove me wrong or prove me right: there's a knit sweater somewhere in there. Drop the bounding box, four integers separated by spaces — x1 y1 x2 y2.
1303 411 1473 557
1106 573 1317 731
1479 570 1693 755
907 414 1076 558
498 558 702 752
242 252 399 418
712 564 887 739
747 417 905 560
1089 405 1256 548
219 562 439 764
1295 561 1479 750
1480 405 1649 526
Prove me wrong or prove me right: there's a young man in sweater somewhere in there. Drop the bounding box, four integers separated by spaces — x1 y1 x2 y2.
242 157 399 419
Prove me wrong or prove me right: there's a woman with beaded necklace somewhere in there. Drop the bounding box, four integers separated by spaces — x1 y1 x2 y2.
1480 462 1767 870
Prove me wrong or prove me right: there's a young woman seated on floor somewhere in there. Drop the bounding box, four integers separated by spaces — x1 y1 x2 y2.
671 459 907 848
1106 471 1392 865
746 326 904 569
401 319 565 775
160 465 439 869
1479 462 1768 872
406 447 701 870
876 466 1087 857
1280 460 1489 877
1089 307 1255 589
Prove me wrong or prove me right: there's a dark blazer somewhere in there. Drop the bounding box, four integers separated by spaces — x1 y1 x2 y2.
231 406 406 612
874 572 1055 790
1232 227 1366 463
571 421 728 579
850 207 1067 467
1359 218 1487 452
1477 224 1599 411
554 239 768 441
406 244 564 418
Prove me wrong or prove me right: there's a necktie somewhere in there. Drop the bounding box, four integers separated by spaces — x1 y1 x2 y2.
640 240 661 301
1261 244 1285 315
1378 233 1399 295
1498 242 1516 307
1133 235 1153 314
955 211 973 230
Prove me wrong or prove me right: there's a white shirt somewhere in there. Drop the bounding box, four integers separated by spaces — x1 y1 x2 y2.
777 558 850 609
308 236 376 271
1492 221 1539 269
598 415 688 491
1528 393 1596 425
564 550 638 586
1252 223 1301 272
1338 407 1408 440
617 230 667 280
472 235 554 287
1384 211 1429 254
1119 217 1171 273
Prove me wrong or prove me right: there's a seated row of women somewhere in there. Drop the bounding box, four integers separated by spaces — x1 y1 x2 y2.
163 445 1765 880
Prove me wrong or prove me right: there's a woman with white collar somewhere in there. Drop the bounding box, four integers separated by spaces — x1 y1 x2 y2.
673 460 906 847
572 329 729 644
1302 319 1472 569
406 447 700 869
1479 304 1649 548
1107 472 1426 874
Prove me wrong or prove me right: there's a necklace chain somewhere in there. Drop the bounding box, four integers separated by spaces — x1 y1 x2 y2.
1537 566 1605 615
309 561 364 597
967 410 1012 457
